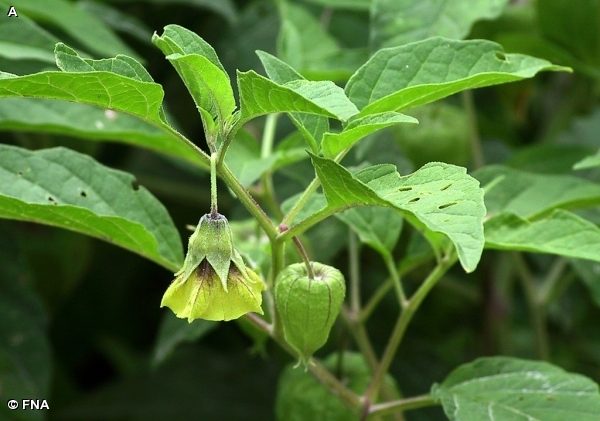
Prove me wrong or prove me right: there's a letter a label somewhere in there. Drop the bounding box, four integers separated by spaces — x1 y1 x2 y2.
7 6 18 17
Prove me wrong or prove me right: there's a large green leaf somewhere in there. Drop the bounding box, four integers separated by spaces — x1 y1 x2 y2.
5 0 138 59
370 0 510 50
321 112 417 157
475 165 600 218
0 145 183 271
485 210 600 263
237 70 359 123
0 227 50 421
345 38 569 116
0 45 206 167
0 16 58 63
153 312 217 366
257 51 329 152
433 356 600 421
309 155 486 272
0 99 203 165
153 25 235 126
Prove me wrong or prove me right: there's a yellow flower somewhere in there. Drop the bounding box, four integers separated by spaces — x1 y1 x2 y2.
161 213 265 322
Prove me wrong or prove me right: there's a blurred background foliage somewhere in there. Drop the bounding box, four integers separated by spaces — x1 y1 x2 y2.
2 0 600 420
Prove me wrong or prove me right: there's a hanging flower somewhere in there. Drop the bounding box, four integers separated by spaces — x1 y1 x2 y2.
161 212 265 322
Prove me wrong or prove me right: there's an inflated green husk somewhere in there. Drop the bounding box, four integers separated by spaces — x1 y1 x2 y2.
275 262 346 365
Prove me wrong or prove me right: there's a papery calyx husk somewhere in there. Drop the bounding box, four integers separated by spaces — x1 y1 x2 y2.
161 212 265 322
275 262 346 366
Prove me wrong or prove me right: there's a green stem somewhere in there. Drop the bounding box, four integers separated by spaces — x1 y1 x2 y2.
367 394 437 419
462 90 484 170
281 177 321 227
512 252 550 361
293 236 315 279
383 252 408 309
261 114 279 159
259 114 284 219
278 206 339 242
210 152 218 214
280 148 351 227
349 231 361 312
218 163 277 240
365 252 457 400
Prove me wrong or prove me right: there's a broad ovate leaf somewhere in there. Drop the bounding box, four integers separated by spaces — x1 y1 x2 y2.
370 0 509 50
346 38 569 116
433 356 600 421
238 70 358 123
485 210 600 263
475 165 600 218
257 50 330 152
0 145 183 271
309 155 485 272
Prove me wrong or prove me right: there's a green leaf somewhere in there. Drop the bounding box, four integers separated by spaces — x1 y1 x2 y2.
0 45 207 167
309 155 486 272
224 129 278 188
6 0 138 59
370 0 510 50
433 356 600 421
238 70 359 123
168 54 236 122
0 228 50 421
152 24 228 75
321 112 418 157
345 38 570 116
0 98 204 164
485 210 600 263
0 15 59 63
475 165 600 218
336 207 403 256
153 311 217 366
0 67 163 125
0 145 183 271
256 51 329 151
55 43 153 82
574 152 600 170
153 26 235 125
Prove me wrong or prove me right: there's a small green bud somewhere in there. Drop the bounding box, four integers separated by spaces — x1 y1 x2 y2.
161 213 265 322
275 262 346 365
